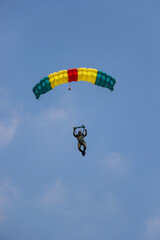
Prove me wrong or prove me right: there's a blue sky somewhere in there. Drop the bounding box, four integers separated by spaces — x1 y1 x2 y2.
0 0 160 239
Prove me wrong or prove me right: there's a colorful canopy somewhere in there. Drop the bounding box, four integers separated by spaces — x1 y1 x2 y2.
33 68 116 99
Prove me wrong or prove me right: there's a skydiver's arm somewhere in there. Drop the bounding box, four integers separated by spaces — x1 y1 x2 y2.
73 128 77 137
84 129 87 137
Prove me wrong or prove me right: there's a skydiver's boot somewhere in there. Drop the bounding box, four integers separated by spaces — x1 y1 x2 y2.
82 151 85 156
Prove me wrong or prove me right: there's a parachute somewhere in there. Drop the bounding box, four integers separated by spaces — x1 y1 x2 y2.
32 68 116 99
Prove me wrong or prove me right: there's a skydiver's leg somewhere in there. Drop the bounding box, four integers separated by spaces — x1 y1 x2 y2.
82 142 86 156
78 143 83 153
82 142 86 152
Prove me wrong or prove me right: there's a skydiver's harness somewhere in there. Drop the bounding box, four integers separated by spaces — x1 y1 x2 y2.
77 135 85 144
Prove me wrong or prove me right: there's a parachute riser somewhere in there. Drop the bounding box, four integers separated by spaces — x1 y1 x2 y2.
68 82 71 90
74 125 85 129
73 125 85 133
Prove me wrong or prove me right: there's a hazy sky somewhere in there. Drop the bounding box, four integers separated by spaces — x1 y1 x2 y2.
0 0 160 239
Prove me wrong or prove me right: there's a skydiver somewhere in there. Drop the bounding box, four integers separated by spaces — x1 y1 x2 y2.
73 127 87 156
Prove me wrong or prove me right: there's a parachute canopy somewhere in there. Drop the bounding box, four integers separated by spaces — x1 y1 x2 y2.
33 68 116 99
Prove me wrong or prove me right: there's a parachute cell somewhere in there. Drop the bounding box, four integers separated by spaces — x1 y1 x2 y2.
33 68 116 99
